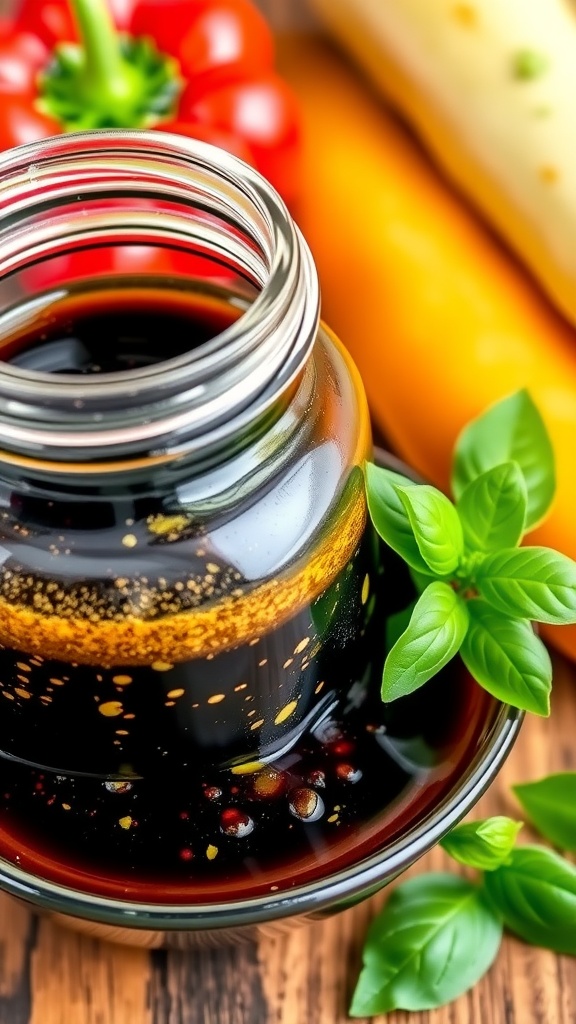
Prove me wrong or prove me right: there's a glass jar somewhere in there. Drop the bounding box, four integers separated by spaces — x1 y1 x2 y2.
0 133 519 940
0 130 388 897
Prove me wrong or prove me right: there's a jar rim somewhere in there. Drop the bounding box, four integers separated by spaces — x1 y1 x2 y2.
0 130 320 466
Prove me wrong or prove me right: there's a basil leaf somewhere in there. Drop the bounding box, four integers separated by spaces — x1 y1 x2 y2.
484 846 576 955
365 464 433 575
460 601 551 715
514 773 576 851
456 462 527 552
452 390 555 530
350 874 502 1016
441 816 523 871
476 547 576 625
395 484 464 576
382 582 469 701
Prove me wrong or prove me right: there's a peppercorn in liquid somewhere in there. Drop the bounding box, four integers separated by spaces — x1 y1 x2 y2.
0 284 489 902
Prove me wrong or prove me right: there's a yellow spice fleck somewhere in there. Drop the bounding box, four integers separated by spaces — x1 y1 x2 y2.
16 662 31 672
283 658 293 669
327 814 339 823
121 534 138 548
151 661 174 672
274 700 299 726
250 719 265 731
62 804 71 811
99 701 124 717
167 688 185 699
14 688 31 699
294 637 310 655
119 816 133 830
2 692 14 700
207 693 225 705
234 683 248 692
361 574 370 605
315 681 325 694
206 844 218 860
112 674 133 686
147 514 189 537
231 761 264 776
206 562 220 573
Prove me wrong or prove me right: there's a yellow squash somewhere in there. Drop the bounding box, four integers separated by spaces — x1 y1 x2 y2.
311 0 576 328
281 36 576 660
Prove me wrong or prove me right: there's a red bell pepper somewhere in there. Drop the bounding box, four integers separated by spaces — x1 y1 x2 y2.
2 0 301 202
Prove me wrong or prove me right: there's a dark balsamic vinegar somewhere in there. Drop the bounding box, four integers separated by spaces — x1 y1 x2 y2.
0 286 488 903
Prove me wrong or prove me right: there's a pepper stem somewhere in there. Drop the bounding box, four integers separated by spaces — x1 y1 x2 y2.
38 0 182 131
69 0 134 105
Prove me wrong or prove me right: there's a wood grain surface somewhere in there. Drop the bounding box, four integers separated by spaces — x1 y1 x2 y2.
0 655 574 1024
0 0 575 1020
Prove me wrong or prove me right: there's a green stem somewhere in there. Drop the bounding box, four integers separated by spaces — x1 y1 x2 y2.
69 0 129 103
39 0 181 130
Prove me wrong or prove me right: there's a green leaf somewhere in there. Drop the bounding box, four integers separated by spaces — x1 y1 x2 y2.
365 464 434 575
350 874 502 1016
456 462 527 552
441 817 523 871
395 484 464 576
460 601 552 715
484 846 576 955
382 582 469 702
514 773 576 851
452 390 555 530
476 547 576 625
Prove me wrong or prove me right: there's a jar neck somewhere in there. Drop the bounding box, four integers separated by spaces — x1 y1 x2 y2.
0 131 320 474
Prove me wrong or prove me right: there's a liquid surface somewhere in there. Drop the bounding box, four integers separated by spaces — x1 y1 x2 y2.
0 284 489 903
3 286 239 373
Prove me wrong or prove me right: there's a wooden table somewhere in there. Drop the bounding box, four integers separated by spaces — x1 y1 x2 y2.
0 653 574 1024
0 0 575 1020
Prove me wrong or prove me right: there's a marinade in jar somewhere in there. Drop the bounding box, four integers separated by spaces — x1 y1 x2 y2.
0 283 487 902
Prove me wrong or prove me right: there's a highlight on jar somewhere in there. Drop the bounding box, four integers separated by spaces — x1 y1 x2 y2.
0 130 522 946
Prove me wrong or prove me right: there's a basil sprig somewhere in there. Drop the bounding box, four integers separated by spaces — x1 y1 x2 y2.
514 772 576 851
352 773 576 1016
366 389 576 714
